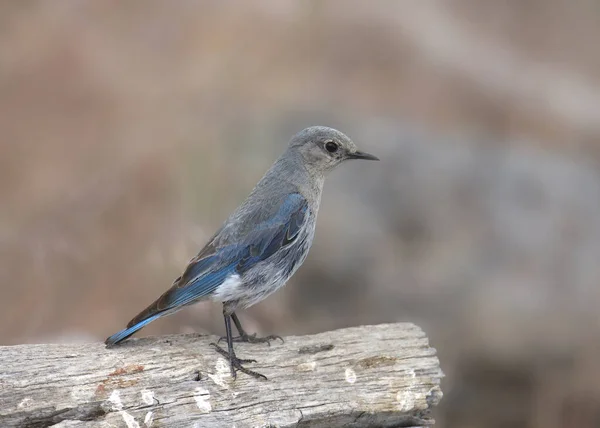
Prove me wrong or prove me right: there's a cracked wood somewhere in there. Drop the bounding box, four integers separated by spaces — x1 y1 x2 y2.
0 323 443 427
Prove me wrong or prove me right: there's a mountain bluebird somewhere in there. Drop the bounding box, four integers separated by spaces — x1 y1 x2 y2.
105 126 378 379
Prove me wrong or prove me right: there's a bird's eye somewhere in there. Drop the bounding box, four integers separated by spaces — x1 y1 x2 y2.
325 141 338 153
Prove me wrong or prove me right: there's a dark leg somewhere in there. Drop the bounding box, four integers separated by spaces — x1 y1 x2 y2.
209 309 267 380
218 312 283 346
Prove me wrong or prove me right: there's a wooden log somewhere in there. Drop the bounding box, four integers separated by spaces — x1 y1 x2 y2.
0 323 443 427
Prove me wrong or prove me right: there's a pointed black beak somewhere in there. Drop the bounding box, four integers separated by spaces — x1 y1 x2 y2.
348 150 380 161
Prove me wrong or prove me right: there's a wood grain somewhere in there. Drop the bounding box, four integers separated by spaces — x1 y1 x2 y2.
0 323 443 427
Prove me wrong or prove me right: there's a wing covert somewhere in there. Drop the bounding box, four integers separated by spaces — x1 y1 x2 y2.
163 193 308 308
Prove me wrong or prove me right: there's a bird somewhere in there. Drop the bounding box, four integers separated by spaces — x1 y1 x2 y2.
105 126 379 380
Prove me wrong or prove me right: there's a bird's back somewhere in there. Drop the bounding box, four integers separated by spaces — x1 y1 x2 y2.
216 152 323 245
210 154 323 308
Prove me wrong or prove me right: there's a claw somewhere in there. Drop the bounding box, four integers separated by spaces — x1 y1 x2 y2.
209 343 267 380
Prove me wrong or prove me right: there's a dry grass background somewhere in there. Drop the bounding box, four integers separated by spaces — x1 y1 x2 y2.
1 1 600 427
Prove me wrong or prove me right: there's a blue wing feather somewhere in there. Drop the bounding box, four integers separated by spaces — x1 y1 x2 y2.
165 263 235 308
105 193 308 346
236 195 308 272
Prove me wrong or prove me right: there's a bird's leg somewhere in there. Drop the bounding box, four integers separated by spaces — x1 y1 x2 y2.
217 312 284 346
210 311 267 380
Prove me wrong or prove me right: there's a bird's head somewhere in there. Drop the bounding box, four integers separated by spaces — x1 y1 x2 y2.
288 126 379 174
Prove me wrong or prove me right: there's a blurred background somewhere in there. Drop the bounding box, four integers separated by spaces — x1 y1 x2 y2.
1 1 599 426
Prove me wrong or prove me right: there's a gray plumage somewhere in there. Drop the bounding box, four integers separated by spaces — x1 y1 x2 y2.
105 126 378 379
212 127 350 310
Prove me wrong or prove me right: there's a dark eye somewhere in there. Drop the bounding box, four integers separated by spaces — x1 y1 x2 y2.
325 141 338 153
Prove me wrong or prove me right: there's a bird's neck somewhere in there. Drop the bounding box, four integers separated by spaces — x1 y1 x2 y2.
264 150 325 202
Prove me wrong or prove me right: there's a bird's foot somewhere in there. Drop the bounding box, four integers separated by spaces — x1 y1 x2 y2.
218 332 284 346
209 343 267 380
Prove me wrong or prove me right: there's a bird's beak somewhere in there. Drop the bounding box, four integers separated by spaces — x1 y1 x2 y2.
348 150 380 161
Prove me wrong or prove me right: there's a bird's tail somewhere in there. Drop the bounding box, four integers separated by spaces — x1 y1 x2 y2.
105 276 187 347
104 312 164 347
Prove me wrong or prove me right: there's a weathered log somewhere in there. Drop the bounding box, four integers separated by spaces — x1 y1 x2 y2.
0 323 443 427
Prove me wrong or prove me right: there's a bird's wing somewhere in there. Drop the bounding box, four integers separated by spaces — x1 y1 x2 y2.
126 193 308 327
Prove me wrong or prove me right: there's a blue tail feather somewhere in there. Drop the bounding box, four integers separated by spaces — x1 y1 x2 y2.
105 313 163 347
